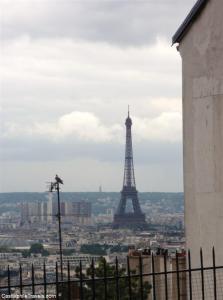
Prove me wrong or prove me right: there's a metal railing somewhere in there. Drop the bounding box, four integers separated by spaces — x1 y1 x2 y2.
0 248 222 299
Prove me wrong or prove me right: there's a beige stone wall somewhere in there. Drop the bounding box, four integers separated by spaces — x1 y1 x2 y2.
128 255 152 300
172 256 187 300
178 0 223 266
128 254 175 300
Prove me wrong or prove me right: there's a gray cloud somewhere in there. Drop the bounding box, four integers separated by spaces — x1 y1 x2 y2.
1 37 182 125
0 138 182 192
0 157 182 192
1 134 181 165
2 0 196 45
0 0 194 191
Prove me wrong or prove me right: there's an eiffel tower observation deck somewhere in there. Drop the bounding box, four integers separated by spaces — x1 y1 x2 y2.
113 109 146 229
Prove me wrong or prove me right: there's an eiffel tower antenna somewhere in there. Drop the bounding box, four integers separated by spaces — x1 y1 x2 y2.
113 109 146 229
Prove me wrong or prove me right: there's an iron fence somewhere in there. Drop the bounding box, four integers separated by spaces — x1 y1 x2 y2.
0 248 222 299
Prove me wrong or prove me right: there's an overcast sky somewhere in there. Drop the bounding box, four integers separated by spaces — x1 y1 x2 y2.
0 0 197 192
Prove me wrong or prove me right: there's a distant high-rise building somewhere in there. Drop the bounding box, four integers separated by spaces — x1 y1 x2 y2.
41 202 48 223
20 199 54 224
113 109 146 228
65 201 91 225
20 202 30 224
29 202 41 223
37 201 42 222
72 201 91 217
60 202 66 216
47 194 53 223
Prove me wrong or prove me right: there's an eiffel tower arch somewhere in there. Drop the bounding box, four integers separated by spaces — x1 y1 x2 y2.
113 109 146 229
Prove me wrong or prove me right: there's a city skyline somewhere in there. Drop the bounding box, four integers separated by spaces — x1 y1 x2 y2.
0 0 197 192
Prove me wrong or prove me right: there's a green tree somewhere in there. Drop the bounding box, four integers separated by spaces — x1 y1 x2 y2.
80 244 107 255
21 250 30 258
63 249 76 256
29 243 49 256
73 258 151 300
110 245 129 253
0 246 10 253
30 243 44 253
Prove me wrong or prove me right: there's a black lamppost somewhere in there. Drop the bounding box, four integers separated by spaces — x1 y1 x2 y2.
49 174 64 280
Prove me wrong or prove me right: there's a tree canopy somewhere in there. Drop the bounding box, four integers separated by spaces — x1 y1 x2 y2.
72 257 151 300
22 243 49 257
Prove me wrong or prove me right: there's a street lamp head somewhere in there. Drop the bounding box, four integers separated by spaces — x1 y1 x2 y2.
55 174 64 185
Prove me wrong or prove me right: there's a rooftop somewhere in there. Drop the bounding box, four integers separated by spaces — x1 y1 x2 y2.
172 0 209 44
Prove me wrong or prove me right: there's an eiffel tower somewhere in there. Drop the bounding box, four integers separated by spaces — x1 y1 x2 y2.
113 109 146 228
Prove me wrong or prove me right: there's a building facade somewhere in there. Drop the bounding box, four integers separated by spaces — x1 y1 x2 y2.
173 0 223 266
